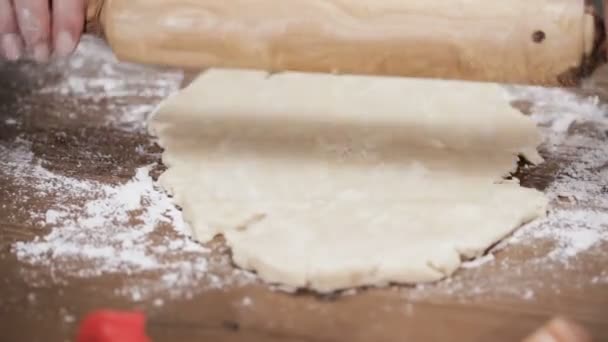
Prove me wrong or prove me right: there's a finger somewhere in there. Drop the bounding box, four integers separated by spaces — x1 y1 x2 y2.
52 0 86 58
14 0 51 62
523 317 592 342
0 0 24 60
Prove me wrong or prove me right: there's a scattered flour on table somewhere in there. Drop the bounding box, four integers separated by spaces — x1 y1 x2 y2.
508 86 608 259
2 36 256 301
3 138 255 299
241 296 253 307
2 37 608 302
35 35 183 131
406 86 608 301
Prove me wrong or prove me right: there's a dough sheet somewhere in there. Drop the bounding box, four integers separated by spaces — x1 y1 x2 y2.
149 69 547 292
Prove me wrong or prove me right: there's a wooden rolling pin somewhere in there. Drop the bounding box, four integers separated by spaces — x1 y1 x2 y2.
86 0 603 86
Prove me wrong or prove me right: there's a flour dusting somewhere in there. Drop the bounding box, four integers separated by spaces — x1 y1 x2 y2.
1 36 255 300
2 36 607 303
36 35 183 131
3 137 256 298
406 86 608 301
509 85 608 259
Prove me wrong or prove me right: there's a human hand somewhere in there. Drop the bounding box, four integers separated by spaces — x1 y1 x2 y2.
524 317 592 342
0 0 86 62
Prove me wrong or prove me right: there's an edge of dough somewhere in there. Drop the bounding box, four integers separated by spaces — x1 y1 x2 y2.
148 68 550 293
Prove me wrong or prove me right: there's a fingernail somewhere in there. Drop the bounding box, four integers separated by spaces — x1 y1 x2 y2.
54 31 75 58
33 43 50 63
1 34 23 61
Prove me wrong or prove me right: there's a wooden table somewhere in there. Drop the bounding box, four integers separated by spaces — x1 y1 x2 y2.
1 36 607 342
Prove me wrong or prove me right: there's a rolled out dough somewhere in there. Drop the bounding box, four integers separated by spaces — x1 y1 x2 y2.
149 69 548 293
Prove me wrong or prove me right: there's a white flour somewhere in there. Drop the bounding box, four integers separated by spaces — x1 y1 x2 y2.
406 86 608 301
510 85 608 260
2 36 608 302
36 35 183 131
2 138 255 299
1 36 255 301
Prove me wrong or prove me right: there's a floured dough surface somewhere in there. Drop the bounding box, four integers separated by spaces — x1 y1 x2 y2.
149 69 547 293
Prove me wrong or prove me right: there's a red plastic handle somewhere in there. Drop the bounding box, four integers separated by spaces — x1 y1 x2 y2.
76 310 151 342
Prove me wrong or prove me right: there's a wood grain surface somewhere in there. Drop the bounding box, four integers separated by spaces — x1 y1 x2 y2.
1 37 607 342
